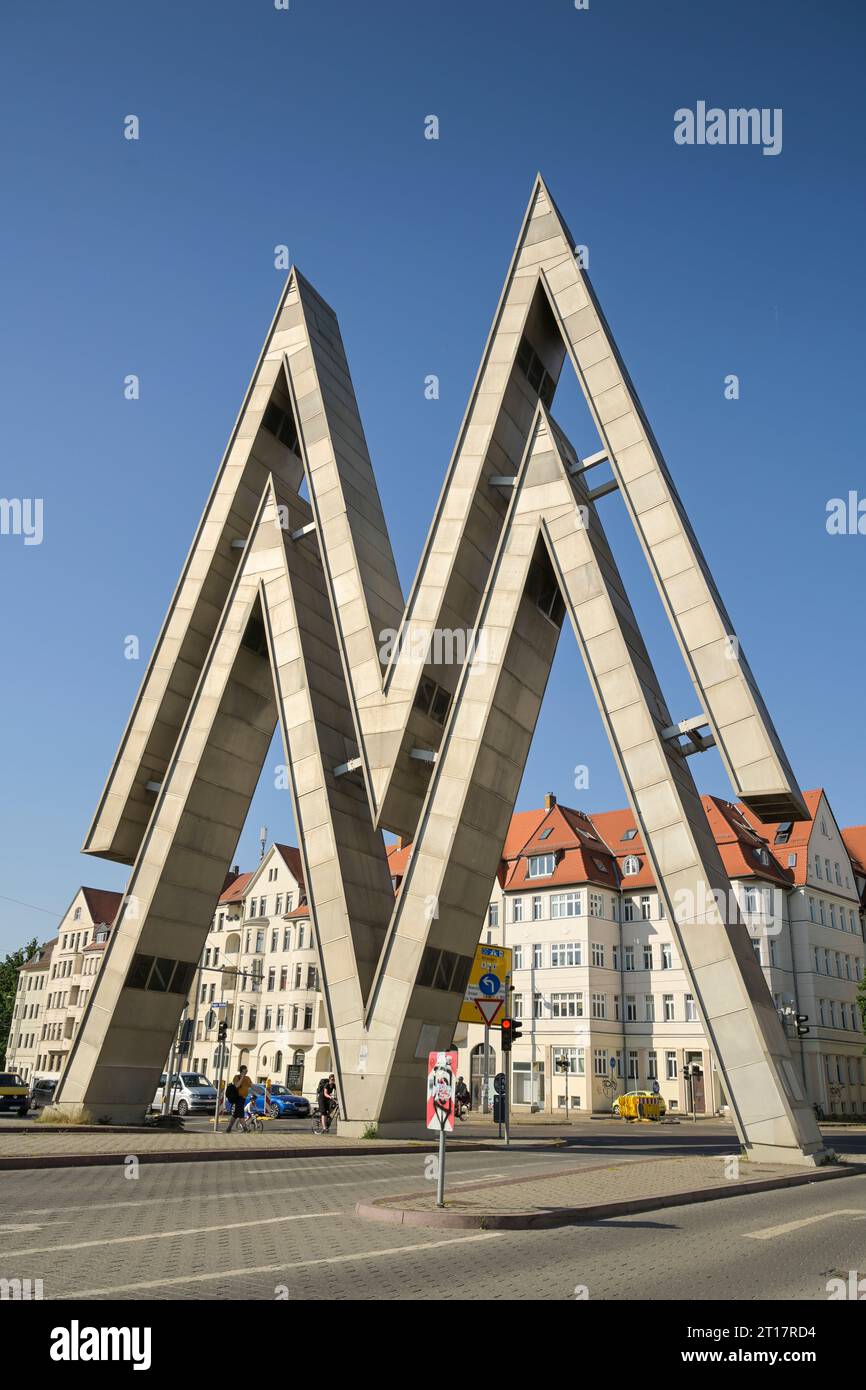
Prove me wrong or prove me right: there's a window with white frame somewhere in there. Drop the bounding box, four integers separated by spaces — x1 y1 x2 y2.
550 992 583 1018
591 942 605 967
532 895 542 921
551 941 581 967
647 1049 658 1079
593 1049 607 1077
643 945 653 969
512 898 524 923
528 853 555 878
513 945 524 970
623 855 640 876
625 994 637 1021
665 1050 677 1079
627 1049 639 1079
532 943 543 969
663 993 675 1021
624 945 635 971
640 895 651 920
645 995 655 1022
591 993 606 1019
551 892 580 918
661 943 672 969
589 892 604 917
684 994 697 1022
553 1046 585 1076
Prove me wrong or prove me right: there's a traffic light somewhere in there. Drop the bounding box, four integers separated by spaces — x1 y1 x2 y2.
796 1015 810 1037
217 1020 228 1042
501 1017 523 1052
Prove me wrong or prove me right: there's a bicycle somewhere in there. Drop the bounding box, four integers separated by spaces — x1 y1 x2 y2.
311 1100 340 1136
237 1107 264 1134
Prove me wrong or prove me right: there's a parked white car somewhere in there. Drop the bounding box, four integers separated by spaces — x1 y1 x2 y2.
151 1072 218 1116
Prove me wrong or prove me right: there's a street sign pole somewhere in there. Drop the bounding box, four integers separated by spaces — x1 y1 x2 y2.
482 1023 490 1115
436 1124 446 1207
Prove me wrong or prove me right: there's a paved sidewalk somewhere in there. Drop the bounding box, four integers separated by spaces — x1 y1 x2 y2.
0 1126 457 1169
356 1151 866 1229
0 1125 563 1169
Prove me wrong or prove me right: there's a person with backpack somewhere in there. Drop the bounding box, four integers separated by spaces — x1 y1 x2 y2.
315 1074 337 1132
224 1072 245 1132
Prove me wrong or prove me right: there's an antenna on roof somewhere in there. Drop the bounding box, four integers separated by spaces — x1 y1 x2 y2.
259 825 268 861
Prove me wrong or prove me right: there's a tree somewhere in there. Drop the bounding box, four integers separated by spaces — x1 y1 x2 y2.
0 939 39 1068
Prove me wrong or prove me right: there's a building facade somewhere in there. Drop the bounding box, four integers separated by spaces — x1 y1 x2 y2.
5 887 122 1083
7 790 866 1117
394 790 866 1119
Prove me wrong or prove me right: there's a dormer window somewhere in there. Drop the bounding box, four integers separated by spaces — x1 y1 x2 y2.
774 823 792 844
621 828 638 841
528 853 555 879
754 846 769 866
622 855 640 877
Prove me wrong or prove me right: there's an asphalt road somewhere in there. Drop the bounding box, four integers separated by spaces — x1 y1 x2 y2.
2 1143 866 1302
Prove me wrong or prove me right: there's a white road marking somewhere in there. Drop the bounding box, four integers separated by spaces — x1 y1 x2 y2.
0 1222 66 1233
744 1209 866 1240
0 1210 340 1259
62 1232 502 1299
8 1170 509 1218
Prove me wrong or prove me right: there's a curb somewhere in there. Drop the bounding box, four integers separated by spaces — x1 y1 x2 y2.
0 1141 492 1171
355 1160 866 1230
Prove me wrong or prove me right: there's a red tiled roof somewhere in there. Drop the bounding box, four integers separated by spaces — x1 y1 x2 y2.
501 809 549 858
587 809 655 888
274 844 305 891
80 888 123 927
218 872 254 905
21 938 56 971
736 789 823 886
387 840 411 881
841 826 866 874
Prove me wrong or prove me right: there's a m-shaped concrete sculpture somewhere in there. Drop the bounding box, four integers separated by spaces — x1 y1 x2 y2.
57 177 825 1161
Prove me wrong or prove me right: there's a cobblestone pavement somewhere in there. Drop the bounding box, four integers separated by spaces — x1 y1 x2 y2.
2 1149 866 1301
0 1124 437 1161
358 1150 866 1225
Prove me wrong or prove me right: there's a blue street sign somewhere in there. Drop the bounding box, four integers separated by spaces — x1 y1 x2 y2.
478 972 500 996
609 1056 616 1071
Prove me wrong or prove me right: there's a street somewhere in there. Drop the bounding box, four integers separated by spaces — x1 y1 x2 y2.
2 1131 866 1301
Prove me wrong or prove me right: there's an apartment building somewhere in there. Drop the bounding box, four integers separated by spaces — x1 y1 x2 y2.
187 842 332 1095
6 887 122 1082
6 790 865 1118
442 790 866 1117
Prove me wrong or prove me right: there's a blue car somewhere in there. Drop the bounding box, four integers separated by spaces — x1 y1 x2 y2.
248 1084 311 1120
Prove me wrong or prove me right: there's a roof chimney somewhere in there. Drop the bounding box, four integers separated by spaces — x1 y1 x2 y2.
232 864 239 876
545 793 557 810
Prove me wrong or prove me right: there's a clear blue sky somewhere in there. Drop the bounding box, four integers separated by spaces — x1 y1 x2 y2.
1 0 864 954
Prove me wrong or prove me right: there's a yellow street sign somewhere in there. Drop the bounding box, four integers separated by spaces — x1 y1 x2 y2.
458 944 512 1026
